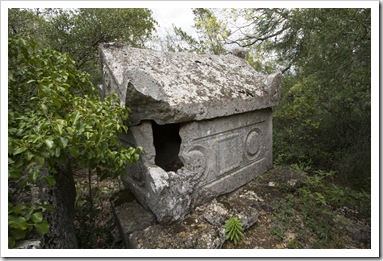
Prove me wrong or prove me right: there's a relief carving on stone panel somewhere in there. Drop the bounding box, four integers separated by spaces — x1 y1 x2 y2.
178 144 210 183
244 128 263 161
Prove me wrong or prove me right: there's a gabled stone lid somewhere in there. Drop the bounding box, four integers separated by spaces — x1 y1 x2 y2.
100 43 281 125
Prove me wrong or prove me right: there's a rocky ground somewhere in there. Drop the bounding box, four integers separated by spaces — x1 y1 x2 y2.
221 167 371 249
73 166 371 249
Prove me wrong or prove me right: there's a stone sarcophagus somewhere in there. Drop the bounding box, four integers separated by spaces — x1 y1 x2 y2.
99 43 281 223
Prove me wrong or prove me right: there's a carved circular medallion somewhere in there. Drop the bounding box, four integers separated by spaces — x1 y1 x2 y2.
245 128 262 160
186 150 206 173
180 145 209 182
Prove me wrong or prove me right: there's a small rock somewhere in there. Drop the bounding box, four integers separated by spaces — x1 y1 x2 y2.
287 179 297 186
195 206 204 212
15 240 42 249
240 191 264 202
284 231 296 243
203 201 229 226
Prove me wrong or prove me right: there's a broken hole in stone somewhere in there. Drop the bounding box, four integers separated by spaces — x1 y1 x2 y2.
151 121 184 172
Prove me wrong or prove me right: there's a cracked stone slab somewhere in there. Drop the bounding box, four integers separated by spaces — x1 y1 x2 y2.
99 43 281 125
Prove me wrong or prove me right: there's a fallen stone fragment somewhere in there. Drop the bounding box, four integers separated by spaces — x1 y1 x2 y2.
116 188 259 249
111 200 156 248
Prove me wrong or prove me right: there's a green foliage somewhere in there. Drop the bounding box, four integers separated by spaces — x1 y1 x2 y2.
9 8 157 84
270 167 370 248
8 8 46 41
298 169 370 217
8 203 51 248
192 8 228 55
224 217 244 245
246 8 371 186
8 36 141 247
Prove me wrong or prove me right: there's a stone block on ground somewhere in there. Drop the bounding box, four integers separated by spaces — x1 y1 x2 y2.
111 199 156 248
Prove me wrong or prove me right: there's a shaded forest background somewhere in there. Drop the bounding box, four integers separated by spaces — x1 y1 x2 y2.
7 8 371 248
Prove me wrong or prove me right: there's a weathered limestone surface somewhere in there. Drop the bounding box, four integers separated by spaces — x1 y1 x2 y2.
100 43 281 125
100 43 281 224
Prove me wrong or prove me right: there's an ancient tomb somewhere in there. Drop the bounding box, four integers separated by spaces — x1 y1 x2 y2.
99 43 281 223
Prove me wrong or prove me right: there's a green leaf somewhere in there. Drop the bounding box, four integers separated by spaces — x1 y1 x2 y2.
35 156 45 166
40 103 48 114
9 168 22 179
40 151 50 158
44 176 56 186
77 122 85 133
34 219 49 235
42 204 55 212
68 146 79 158
72 111 80 126
13 146 27 155
9 216 28 230
45 139 54 149
29 170 39 183
53 99 62 107
55 122 63 135
54 147 61 157
31 212 43 223
28 134 40 143
10 204 26 214
59 137 68 148
25 151 34 161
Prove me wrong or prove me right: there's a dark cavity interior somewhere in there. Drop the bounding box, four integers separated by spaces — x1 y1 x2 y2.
152 121 184 172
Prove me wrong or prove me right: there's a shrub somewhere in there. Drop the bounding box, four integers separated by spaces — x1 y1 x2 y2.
8 36 141 247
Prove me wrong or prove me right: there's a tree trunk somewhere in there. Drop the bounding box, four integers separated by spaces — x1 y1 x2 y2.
41 159 78 249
